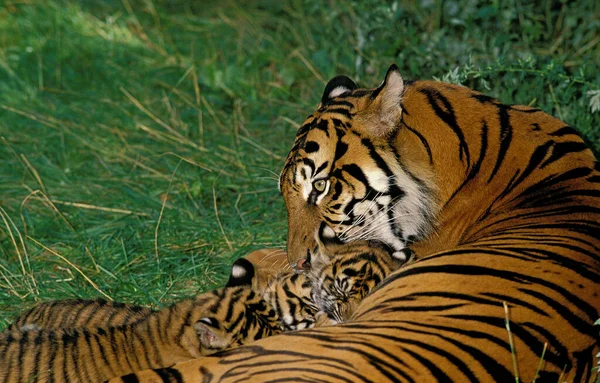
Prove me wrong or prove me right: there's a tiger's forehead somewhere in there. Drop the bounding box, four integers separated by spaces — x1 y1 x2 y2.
279 89 378 192
282 99 357 169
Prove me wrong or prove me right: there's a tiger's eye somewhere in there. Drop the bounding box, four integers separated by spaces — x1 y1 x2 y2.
313 179 327 192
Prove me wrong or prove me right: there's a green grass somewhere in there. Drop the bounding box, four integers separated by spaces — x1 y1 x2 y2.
0 0 598 327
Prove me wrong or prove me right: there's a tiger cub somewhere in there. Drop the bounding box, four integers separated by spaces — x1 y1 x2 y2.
0 285 281 383
309 240 404 324
3 298 154 332
4 248 287 334
0 251 311 383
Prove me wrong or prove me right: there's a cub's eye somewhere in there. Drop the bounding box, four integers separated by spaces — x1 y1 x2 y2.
313 179 327 193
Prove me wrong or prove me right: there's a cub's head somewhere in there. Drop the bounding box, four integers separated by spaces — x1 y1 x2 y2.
279 65 436 269
226 249 317 332
308 239 402 323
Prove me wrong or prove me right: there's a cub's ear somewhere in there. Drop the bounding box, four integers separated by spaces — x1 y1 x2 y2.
320 75 358 106
193 317 231 354
225 258 255 287
366 64 405 137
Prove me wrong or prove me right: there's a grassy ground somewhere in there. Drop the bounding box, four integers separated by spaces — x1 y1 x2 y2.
0 0 598 327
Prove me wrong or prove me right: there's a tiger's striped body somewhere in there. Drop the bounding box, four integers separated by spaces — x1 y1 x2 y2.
111 66 600 382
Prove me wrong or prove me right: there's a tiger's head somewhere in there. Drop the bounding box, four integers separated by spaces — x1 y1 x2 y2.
280 65 437 269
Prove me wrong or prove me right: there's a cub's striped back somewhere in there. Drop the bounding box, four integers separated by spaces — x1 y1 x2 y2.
4 299 153 332
3 248 287 335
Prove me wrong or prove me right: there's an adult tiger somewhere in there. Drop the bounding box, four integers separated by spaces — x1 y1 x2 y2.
111 65 600 382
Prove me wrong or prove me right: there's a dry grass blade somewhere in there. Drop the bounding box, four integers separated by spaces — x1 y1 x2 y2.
0 207 27 277
20 154 48 195
27 236 112 301
239 136 284 160
556 364 567 382
155 161 182 265
532 342 547 383
1 105 60 128
190 66 204 147
0 207 33 298
503 301 520 383
290 49 325 83
47 200 149 216
21 189 76 232
120 87 202 150
212 178 233 251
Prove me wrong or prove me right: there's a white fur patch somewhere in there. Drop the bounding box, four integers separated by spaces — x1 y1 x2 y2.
322 224 336 239
231 264 246 278
328 86 351 99
20 324 41 331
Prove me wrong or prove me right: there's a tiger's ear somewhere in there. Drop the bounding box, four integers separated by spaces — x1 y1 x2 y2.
225 258 255 287
320 75 358 106
365 64 405 137
193 318 232 354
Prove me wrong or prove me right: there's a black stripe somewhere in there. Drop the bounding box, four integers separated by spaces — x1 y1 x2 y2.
445 314 566 368
401 120 433 165
335 164 369 187
447 120 489 204
313 119 330 136
540 141 589 168
496 140 554 201
379 261 599 329
315 161 329 176
324 108 353 118
488 105 513 182
548 126 580 137
154 366 184 383
61 331 71 382
120 373 141 383
31 330 44 382
396 324 511 381
322 342 413 382
419 87 471 167
304 141 320 153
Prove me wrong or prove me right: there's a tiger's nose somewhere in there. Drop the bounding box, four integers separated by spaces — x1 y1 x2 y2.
296 258 311 271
